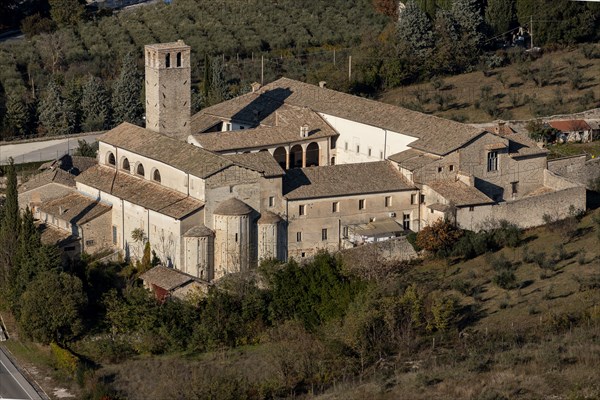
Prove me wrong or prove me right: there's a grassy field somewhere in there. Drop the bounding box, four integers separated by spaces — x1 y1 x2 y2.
379 47 600 123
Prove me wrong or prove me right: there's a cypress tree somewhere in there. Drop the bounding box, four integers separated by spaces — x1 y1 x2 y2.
397 1 434 60
485 0 516 36
0 158 20 286
4 93 31 137
112 52 143 126
63 78 82 133
38 80 73 135
81 75 111 131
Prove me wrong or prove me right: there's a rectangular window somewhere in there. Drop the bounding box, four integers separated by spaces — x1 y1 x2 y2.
299 205 306 216
437 166 443 173
487 151 498 172
511 181 519 195
296 232 302 242
449 165 454 172
85 239 95 246
344 142 348 151
342 226 349 238
356 145 360 154
321 228 328 241
332 201 339 213
411 194 417 205
268 196 274 207
403 214 410 230
235 233 238 242
385 196 392 207
358 199 365 210
380 151 384 160
368 148 372 157
420 194 425 204
112 226 117 245
469 206 475 212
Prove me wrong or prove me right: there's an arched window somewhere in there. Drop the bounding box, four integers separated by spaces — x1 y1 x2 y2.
136 163 145 177
165 53 170 68
153 169 161 183
176 52 181 67
107 152 116 166
122 158 130 172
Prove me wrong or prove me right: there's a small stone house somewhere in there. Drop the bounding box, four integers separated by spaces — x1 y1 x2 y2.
548 120 593 143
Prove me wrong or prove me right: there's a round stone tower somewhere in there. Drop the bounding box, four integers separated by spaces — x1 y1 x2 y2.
213 198 253 280
182 224 214 281
257 211 282 261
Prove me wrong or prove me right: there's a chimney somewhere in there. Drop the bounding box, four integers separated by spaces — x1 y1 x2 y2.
319 81 327 88
300 124 309 138
251 82 261 93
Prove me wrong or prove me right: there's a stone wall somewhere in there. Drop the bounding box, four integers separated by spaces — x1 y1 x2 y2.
490 185 586 229
548 155 600 189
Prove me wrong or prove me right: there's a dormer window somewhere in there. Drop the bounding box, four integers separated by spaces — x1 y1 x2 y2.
300 124 309 138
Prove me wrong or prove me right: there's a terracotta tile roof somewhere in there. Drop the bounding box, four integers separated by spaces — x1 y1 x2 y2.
100 122 234 179
76 165 204 219
196 91 283 128
214 198 253 215
40 192 112 225
140 265 193 291
19 169 77 193
507 133 548 157
256 78 485 155
257 211 282 224
224 152 284 177
36 222 78 247
284 161 416 200
426 180 494 206
351 218 404 237
183 225 214 237
388 149 439 171
190 113 222 133
192 105 337 151
548 120 591 132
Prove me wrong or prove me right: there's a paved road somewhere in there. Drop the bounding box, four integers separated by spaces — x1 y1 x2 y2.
0 134 102 165
0 346 43 400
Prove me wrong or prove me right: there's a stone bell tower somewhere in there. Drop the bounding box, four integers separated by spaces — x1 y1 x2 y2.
144 40 191 141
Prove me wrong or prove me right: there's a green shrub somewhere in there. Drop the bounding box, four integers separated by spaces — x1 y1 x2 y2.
493 270 517 289
50 342 80 377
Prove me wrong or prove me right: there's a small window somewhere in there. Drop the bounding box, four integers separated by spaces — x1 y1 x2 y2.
330 157 336 165
380 151 384 160
301 252 306 257
368 148 372 157
449 165 454 172
411 194 417 205
487 151 498 172
403 214 410 230
330 137 337 149
332 202 339 213
122 158 130 171
438 166 443 173
342 226 349 238
385 196 392 207
112 226 117 245
299 205 306 216
136 163 145 177
268 196 274 207
469 206 475 212
176 52 181 67
153 169 161 183
420 194 425 204
321 228 328 241
296 232 302 242
235 233 238 242
356 145 360 154
107 152 116 166
511 181 519 195
165 53 170 68
85 239 95 246
358 199 365 210
344 142 348 151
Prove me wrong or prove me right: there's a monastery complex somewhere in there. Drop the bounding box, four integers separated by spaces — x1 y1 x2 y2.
19 41 587 283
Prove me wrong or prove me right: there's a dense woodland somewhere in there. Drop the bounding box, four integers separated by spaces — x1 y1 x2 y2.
0 0 599 138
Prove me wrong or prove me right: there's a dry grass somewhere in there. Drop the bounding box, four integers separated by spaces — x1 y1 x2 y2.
379 47 600 123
